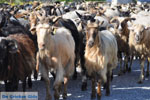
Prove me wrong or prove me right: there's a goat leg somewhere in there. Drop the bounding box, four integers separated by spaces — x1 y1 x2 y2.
138 57 145 84
111 71 113 81
54 83 61 100
123 55 128 73
81 68 88 91
146 58 150 77
63 77 68 99
128 55 134 72
34 52 40 80
118 57 123 76
42 66 52 100
34 69 38 80
106 71 111 96
54 66 64 100
81 74 88 91
97 80 102 100
28 76 32 88
72 58 78 80
91 76 96 99
80 45 88 91
4 80 10 91
22 77 27 92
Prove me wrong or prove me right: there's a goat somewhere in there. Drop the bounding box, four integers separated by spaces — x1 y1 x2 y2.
35 17 75 100
0 34 36 91
84 20 118 100
109 17 135 75
129 24 150 83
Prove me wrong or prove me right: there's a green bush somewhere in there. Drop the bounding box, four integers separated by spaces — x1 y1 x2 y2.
0 0 9 3
0 0 26 4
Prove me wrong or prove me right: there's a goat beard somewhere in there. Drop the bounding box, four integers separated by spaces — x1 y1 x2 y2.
39 49 50 59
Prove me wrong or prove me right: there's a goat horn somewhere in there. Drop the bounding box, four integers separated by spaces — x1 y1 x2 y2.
110 17 120 29
41 9 47 17
36 11 43 21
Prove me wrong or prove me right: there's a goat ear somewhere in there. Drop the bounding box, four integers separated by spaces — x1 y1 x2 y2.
107 24 114 30
41 9 47 17
144 26 150 30
128 26 134 31
6 39 18 54
91 14 96 19
99 21 104 26
30 27 36 33
130 18 136 21
76 11 82 18
144 26 148 30
36 11 43 21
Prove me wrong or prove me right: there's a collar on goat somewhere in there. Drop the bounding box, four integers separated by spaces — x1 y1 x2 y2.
87 24 99 28
87 25 99 28
52 26 59 35
87 20 100 28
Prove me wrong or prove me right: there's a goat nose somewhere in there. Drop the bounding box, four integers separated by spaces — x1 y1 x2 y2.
135 35 140 41
39 43 45 49
88 41 94 47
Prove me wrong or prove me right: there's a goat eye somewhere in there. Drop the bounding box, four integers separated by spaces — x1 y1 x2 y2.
93 32 97 38
4 46 7 49
141 30 144 33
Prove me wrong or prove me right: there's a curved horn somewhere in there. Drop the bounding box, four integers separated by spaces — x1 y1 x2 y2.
110 17 120 29
121 17 136 28
41 8 47 17
76 11 82 18
36 11 43 21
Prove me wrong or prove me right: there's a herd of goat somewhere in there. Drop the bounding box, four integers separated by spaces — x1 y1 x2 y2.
0 1 150 100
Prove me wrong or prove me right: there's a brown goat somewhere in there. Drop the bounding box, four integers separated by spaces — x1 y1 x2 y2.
84 20 118 100
0 34 36 91
129 24 150 83
109 17 135 75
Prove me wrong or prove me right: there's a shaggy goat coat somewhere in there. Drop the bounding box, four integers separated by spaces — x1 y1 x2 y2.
85 30 118 83
38 27 75 83
128 24 150 83
129 26 150 56
0 34 35 81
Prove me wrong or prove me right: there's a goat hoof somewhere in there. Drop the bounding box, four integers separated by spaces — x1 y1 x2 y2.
91 93 96 99
105 91 110 96
40 77 44 81
138 80 143 84
45 94 52 100
72 74 77 80
97 94 101 100
146 72 149 78
118 71 123 76
28 85 32 89
54 92 60 100
128 67 131 73
81 82 87 91
54 95 59 100
111 74 113 81
123 70 126 74
34 75 37 80
103 84 106 89
34 72 38 80
63 93 67 99
28 81 32 88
